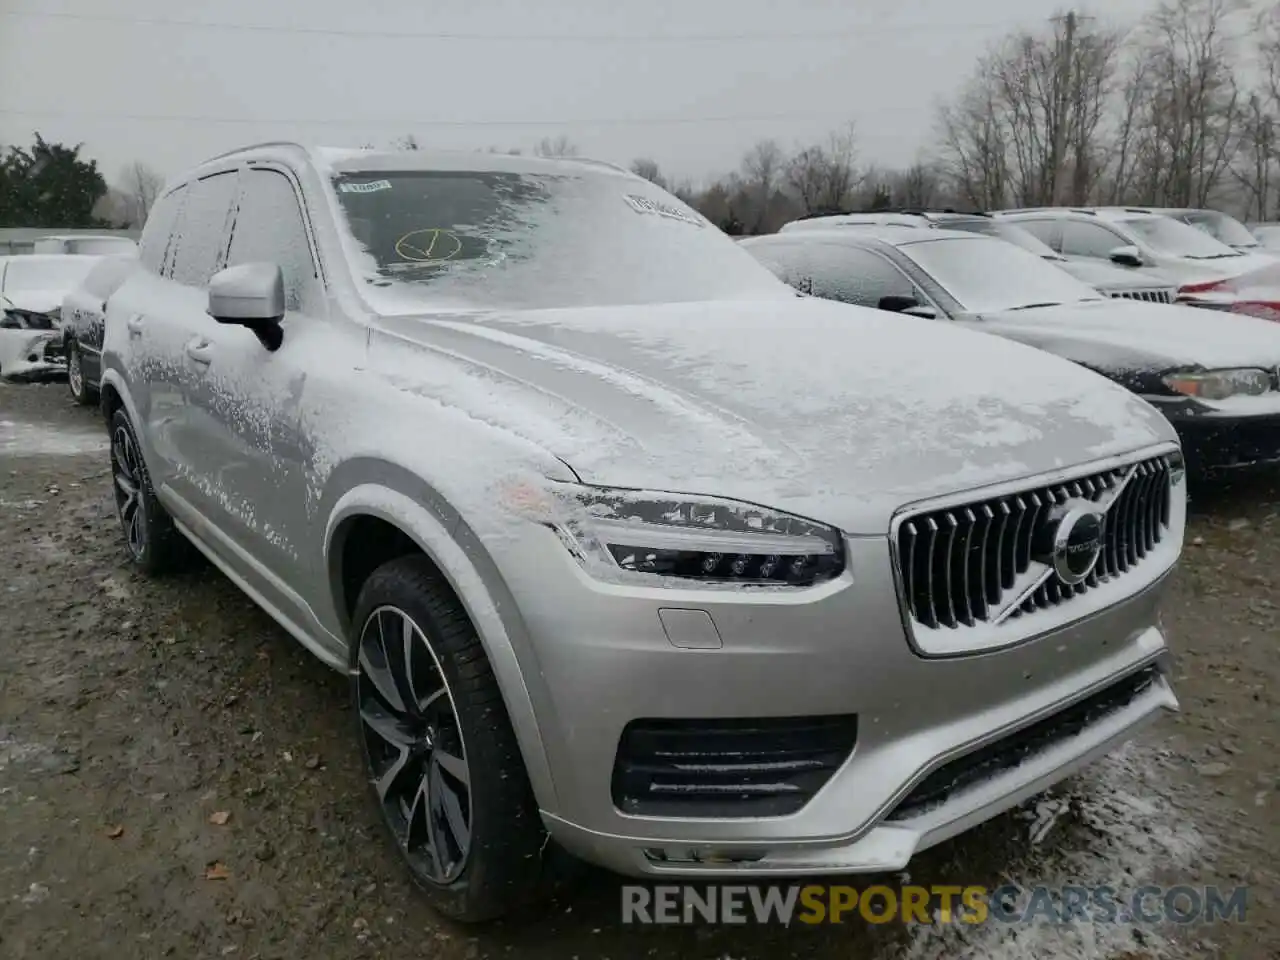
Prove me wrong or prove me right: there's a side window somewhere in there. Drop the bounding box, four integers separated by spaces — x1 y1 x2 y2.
1061 221 1126 259
225 169 320 313
808 247 917 309
169 171 239 287
137 185 186 276
1013 218 1058 248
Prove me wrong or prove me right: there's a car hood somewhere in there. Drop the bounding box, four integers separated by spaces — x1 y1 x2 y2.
370 298 1175 534
975 299 1280 371
1053 257 1176 291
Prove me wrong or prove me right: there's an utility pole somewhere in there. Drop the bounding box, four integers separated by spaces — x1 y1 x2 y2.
1048 10 1093 205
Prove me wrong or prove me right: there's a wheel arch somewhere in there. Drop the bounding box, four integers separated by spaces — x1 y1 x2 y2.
323 471 560 811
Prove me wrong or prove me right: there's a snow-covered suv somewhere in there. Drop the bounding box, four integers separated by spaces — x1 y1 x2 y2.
94 143 1184 921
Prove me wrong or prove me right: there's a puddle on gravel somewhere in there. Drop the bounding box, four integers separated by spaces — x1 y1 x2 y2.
0 418 108 457
897 743 1203 959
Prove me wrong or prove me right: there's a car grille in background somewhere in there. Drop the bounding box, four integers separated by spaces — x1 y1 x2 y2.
611 715 858 818
886 666 1160 821
1108 289 1176 304
896 454 1176 631
41 338 64 362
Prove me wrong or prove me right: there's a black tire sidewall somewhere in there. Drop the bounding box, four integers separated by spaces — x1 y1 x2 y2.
349 557 547 922
110 408 158 570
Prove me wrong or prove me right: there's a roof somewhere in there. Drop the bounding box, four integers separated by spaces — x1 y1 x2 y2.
0 253 104 266
751 225 992 248
997 207 1162 223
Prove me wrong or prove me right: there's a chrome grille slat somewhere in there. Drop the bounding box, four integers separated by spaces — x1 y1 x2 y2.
896 455 1175 631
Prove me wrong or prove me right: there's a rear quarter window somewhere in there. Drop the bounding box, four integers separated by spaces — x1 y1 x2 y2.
138 186 186 275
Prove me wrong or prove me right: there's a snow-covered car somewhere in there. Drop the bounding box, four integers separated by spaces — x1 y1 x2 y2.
781 210 1179 302
744 225 1280 474
994 208 1280 319
98 143 1184 921
61 253 142 404
1128 207 1269 254
0 292 66 380
1248 221 1280 252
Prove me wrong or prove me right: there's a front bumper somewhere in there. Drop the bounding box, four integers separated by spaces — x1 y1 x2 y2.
1158 402 1280 471
487 501 1181 878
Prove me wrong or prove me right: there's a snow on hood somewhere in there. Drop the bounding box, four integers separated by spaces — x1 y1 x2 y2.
977 298 1280 371
3 290 63 316
370 297 1174 534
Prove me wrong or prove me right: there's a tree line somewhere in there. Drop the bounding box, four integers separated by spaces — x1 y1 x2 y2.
3 0 1277 235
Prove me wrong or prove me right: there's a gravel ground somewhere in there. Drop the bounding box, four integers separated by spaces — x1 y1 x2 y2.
0 381 1276 960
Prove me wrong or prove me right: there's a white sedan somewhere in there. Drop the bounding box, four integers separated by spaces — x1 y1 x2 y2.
0 255 101 381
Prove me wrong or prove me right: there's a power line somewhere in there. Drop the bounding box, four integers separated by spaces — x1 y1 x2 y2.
0 106 850 128
1 8 1006 42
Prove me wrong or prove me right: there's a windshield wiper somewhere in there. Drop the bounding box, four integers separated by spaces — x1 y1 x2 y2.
1186 252 1240 260
1007 301 1063 311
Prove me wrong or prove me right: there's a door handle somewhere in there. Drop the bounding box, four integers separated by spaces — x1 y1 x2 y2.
126 315 144 337
186 339 213 365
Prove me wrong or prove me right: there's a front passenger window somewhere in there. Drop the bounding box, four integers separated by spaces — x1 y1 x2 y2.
225 169 320 313
1061 221 1127 260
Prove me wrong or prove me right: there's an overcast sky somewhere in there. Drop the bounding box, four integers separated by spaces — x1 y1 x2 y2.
1 0 1159 189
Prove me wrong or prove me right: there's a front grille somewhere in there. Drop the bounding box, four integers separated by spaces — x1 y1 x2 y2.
611 715 858 818
886 666 1160 821
1109 289 1176 304
896 454 1176 631
41 338 65 362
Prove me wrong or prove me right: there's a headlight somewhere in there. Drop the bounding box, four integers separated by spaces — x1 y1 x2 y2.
499 480 846 587
1162 368 1273 401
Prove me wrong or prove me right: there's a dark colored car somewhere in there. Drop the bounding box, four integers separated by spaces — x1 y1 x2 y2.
60 253 139 405
743 226 1280 474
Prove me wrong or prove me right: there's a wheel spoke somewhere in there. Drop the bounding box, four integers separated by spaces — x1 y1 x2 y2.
114 471 137 499
358 639 405 715
404 769 440 873
371 742 414 803
434 746 469 787
359 700 415 749
380 611 420 718
434 757 471 855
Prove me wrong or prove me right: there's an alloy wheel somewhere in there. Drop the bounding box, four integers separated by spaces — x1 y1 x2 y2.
111 425 146 559
356 606 472 884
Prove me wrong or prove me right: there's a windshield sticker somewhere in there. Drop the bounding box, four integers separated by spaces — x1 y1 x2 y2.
395 228 463 262
623 194 704 227
339 179 393 194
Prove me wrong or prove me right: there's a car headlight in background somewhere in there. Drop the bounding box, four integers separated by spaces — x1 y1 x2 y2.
1163 368 1273 401
499 480 846 586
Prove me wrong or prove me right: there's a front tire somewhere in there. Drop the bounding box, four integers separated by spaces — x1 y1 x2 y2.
109 408 190 574
350 555 552 922
68 342 95 406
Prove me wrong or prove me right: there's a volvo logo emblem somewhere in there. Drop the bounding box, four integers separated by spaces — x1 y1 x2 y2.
1050 504 1106 585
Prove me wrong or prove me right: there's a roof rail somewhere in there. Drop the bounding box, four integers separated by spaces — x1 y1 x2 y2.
203 140 309 164
1000 206 1097 216
561 156 635 177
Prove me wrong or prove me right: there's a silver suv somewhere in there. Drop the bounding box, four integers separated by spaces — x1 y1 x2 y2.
95 143 1185 921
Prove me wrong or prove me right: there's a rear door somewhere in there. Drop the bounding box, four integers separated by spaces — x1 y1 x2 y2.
138 169 240 502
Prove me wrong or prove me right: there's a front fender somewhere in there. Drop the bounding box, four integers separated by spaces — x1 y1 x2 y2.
323 482 561 811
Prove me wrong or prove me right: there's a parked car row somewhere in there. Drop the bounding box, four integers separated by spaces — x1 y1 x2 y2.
55 142 1200 923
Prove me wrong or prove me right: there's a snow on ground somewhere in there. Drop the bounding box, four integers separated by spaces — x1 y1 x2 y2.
0 417 108 457
897 742 1203 960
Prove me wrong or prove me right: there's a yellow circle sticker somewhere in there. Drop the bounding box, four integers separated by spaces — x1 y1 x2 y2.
395 229 463 263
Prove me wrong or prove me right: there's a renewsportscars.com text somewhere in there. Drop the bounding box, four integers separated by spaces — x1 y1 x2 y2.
621 883 1249 926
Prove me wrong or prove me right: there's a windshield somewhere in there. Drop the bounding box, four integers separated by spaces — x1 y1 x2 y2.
330 169 790 311
1178 210 1259 248
898 235 1104 312
2 257 98 293
1119 216 1241 259
941 218 1062 258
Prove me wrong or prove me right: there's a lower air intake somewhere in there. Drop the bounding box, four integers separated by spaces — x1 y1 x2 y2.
612 715 858 818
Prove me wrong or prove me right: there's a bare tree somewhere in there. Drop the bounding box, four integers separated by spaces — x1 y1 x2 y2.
786 146 829 213
534 135 579 157
1120 0 1247 206
817 122 860 211
118 161 164 226
740 138 785 230
630 158 668 189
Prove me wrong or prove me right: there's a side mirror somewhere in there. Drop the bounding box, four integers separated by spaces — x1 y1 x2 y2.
878 294 937 319
1108 245 1144 268
208 262 286 351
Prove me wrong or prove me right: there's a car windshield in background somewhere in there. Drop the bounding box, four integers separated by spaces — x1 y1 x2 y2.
1179 210 1260 248
1119 216 1241 259
898 236 1105 313
330 170 789 311
2 258 97 293
943 219 1061 258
